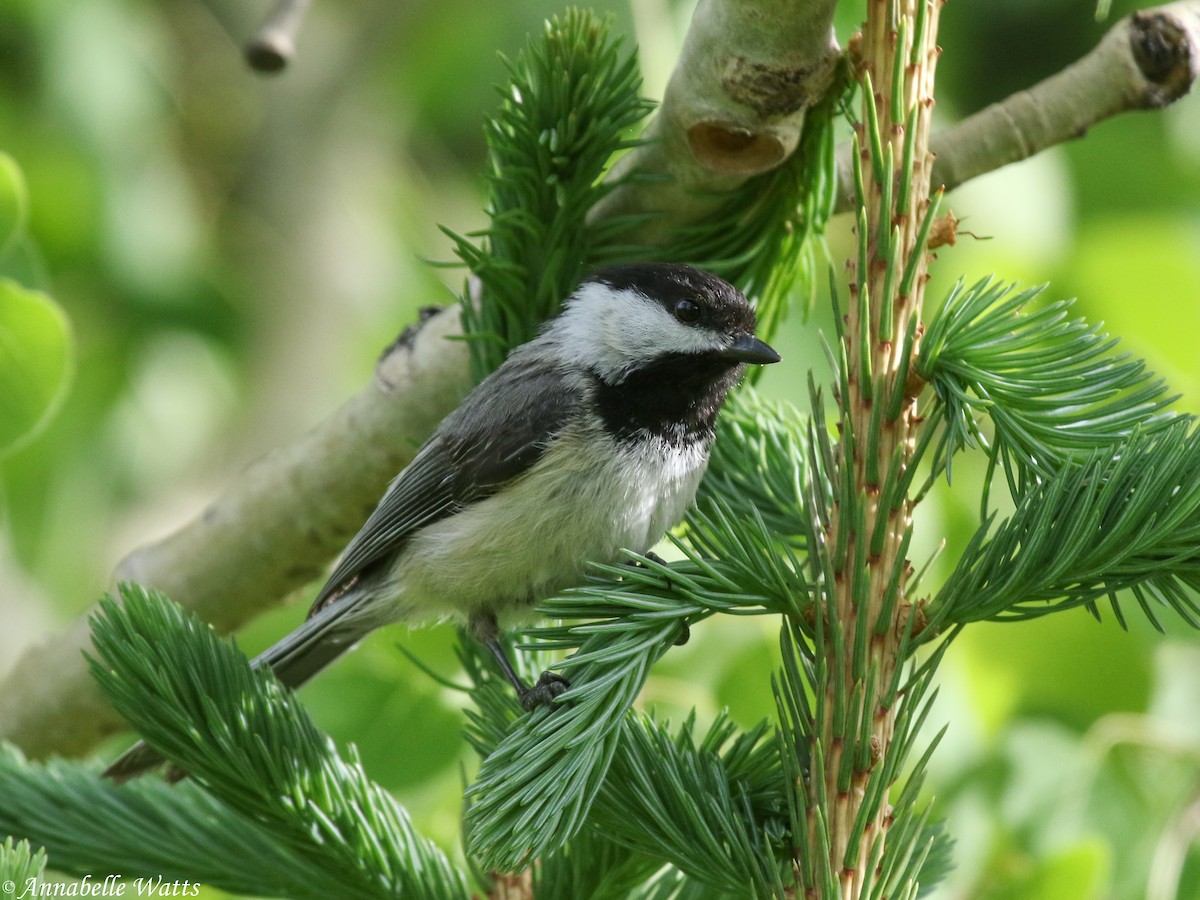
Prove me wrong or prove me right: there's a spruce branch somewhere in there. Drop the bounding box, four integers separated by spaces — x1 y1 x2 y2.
458 644 707 896
696 388 812 545
803 0 946 894
463 609 679 870
917 277 1179 499
626 868 731 900
82 583 468 900
529 825 664 900
586 712 788 896
447 9 654 381
0 836 46 888
0 747 359 898
927 419 1200 632
772 617 954 898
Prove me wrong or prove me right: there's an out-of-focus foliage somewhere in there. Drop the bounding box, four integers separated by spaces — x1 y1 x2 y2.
0 153 29 249
0 279 73 455
0 154 73 456
0 0 1198 897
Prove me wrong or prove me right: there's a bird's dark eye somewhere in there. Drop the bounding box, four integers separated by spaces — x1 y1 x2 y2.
673 299 701 324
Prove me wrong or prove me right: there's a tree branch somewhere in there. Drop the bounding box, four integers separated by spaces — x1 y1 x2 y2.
835 0 1200 211
244 0 314 73
4 0 1198 761
589 0 840 245
0 307 469 757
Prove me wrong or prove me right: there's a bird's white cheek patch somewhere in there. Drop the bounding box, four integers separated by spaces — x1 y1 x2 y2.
556 284 727 382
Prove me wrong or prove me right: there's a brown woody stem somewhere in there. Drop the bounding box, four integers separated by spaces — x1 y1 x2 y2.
809 1 943 894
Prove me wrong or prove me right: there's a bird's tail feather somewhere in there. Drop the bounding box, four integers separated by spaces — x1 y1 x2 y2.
102 602 370 783
250 604 364 690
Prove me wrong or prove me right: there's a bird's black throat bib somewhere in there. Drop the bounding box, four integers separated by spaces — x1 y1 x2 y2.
589 353 745 447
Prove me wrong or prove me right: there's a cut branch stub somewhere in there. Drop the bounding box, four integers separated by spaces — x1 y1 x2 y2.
686 121 788 176
589 0 839 243
1130 7 1199 105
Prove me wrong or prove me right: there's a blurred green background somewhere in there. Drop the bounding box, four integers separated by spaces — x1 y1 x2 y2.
2 0 1199 897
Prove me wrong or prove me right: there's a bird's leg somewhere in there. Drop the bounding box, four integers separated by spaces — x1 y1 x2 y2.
469 612 569 711
484 640 570 711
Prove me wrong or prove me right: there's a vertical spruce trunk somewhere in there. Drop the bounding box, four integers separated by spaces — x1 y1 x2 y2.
812 1 943 895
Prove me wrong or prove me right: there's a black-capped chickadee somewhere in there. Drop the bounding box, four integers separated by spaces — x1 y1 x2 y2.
105 262 779 781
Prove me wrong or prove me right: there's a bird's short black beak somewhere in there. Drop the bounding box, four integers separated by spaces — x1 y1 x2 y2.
720 333 781 365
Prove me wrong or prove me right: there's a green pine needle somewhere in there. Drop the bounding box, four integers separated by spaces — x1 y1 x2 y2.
447 9 654 382
531 825 665 899
86 583 468 900
927 419 1200 630
0 835 46 888
628 868 742 899
697 386 812 547
771 609 953 897
463 612 678 870
917 277 1179 497
0 746 361 899
587 712 788 895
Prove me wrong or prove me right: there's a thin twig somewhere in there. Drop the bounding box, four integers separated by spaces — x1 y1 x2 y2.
244 0 314 73
835 0 1200 211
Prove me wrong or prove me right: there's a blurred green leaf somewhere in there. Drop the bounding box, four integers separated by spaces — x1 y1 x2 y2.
980 839 1110 900
0 278 73 455
956 615 1152 731
0 153 29 252
1065 216 1200 405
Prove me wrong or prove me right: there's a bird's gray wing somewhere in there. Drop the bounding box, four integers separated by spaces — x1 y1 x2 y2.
309 355 579 614
103 360 577 784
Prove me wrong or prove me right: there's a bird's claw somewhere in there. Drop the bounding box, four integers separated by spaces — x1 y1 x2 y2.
519 670 571 711
628 550 674 589
643 549 669 569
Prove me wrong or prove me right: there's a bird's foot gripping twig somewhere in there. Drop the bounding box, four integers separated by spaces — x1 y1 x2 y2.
482 637 570 711
516 670 572 711
470 612 571 711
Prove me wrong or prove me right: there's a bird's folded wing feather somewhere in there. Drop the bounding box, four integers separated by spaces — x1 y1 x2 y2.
308 355 580 614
